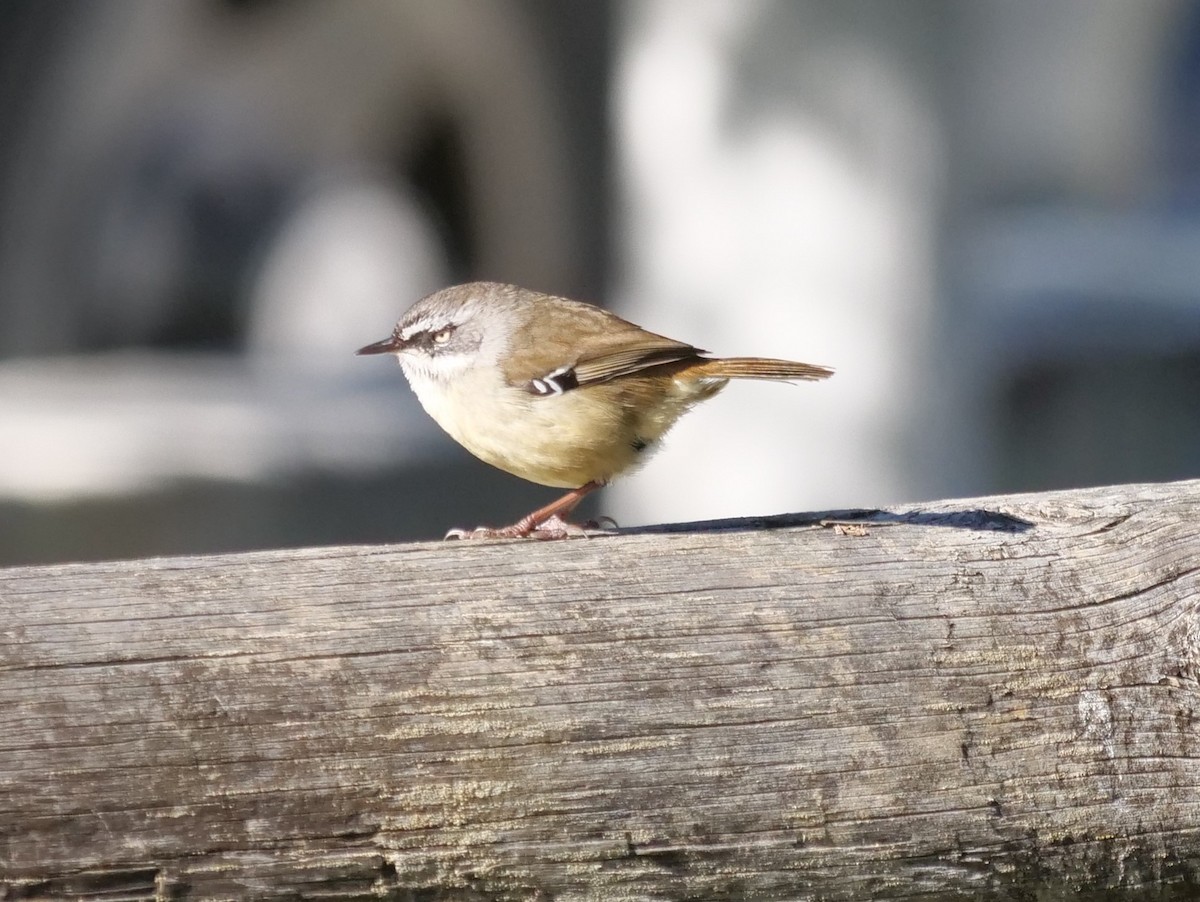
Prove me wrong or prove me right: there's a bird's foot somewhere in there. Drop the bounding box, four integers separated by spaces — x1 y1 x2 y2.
444 525 517 540
444 481 610 541
528 514 591 540
444 514 616 541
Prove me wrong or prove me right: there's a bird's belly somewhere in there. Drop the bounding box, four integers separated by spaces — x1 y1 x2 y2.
457 393 647 488
403 367 724 489
408 369 725 489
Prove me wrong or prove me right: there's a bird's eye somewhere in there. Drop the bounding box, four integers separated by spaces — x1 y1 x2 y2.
431 329 453 344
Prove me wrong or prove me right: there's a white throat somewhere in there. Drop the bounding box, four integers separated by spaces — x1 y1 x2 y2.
397 351 472 386
395 351 504 460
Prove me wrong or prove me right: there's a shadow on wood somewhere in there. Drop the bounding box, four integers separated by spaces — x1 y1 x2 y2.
2 479 1200 900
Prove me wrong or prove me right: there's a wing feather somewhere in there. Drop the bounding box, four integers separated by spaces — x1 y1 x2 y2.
571 342 705 384
501 296 706 391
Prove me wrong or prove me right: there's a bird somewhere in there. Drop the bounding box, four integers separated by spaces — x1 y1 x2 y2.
357 281 833 539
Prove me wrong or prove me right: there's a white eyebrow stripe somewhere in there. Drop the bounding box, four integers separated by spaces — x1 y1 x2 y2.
399 319 438 341
399 310 472 342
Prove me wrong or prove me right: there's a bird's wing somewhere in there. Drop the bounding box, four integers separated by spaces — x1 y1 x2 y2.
570 340 705 385
502 300 706 395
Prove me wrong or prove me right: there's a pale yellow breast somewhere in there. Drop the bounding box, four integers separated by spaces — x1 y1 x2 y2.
408 367 726 489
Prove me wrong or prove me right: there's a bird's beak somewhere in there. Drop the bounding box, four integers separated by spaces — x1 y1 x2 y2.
356 335 405 356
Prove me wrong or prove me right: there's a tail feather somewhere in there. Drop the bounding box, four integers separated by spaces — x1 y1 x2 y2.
692 356 834 382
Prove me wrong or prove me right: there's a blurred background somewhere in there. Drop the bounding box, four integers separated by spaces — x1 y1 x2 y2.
2 0 1199 565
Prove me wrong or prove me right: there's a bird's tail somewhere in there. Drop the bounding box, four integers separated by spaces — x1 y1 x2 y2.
691 357 834 382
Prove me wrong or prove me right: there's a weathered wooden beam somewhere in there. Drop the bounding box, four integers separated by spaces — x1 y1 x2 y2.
3 480 1200 900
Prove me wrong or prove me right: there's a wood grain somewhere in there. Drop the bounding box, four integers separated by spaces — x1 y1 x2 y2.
3 480 1200 900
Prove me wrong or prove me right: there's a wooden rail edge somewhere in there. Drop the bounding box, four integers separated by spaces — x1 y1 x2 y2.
3 479 1200 900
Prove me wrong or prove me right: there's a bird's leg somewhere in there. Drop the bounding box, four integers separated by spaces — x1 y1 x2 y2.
446 481 605 540
504 481 601 539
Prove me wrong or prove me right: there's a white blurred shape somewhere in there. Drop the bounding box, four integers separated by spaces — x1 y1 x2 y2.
0 178 449 502
610 0 943 524
248 177 446 369
0 353 442 502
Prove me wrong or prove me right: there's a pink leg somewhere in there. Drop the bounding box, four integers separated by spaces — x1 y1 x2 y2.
446 481 606 540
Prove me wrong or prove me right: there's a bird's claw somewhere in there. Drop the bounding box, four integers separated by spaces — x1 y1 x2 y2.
444 514 616 541
582 515 619 531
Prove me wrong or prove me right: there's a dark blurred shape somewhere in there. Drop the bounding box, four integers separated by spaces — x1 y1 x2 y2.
404 113 475 279
1163 1 1200 210
0 0 612 565
1000 349 1200 492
